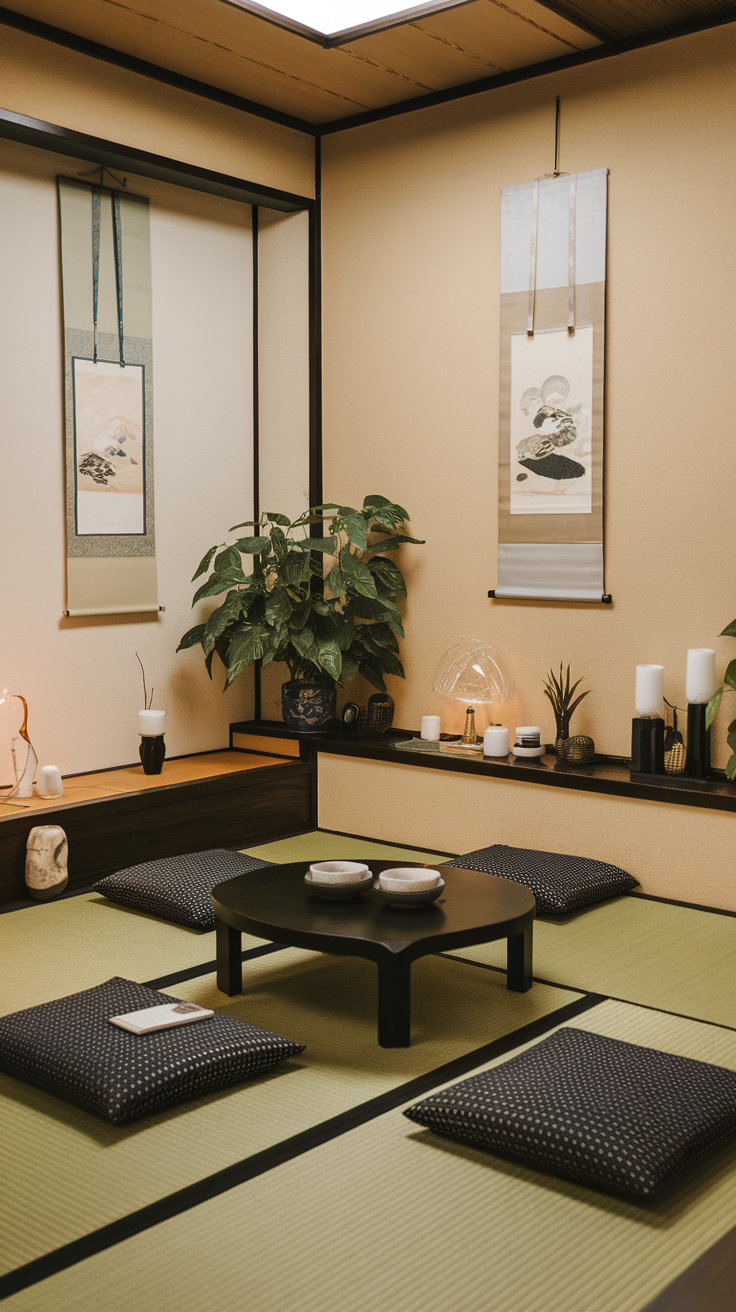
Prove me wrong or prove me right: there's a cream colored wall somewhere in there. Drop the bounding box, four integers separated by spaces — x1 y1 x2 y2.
317 754 736 910
319 26 736 906
0 138 256 774
0 25 314 200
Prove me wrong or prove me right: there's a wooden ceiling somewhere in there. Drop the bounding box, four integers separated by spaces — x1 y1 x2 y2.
4 0 735 128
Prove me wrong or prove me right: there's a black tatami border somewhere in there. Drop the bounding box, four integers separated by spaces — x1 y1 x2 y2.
0 991 603 1300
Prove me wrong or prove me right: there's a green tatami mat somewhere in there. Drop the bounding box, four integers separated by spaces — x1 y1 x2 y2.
454 894 736 1029
0 836 446 1017
244 830 448 866
13 1000 736 1312
0 894 234 1017
0 949 574 1275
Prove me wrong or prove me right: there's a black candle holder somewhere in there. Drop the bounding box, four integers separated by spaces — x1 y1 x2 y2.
685 703 711 779
139 734 166 775
631 717 664 774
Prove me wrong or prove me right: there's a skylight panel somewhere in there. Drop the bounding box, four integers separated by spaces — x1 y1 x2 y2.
250 1 446 37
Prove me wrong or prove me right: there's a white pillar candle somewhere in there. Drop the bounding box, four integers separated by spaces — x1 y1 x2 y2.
37 765 64 799
686 649 716 704
635 665 664 716
420 715 441 741
139 709 166 736
483 726 510 757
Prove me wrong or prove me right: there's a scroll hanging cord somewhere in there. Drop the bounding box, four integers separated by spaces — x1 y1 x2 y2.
92 188 100 364
112 192 125 368
527 179 539 338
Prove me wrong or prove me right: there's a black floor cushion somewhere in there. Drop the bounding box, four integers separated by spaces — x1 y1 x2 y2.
0 977 305 1125
446 844 637 914
94 849 277 930
404 1027 736 1199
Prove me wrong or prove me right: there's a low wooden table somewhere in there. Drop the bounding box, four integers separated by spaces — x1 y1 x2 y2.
211 860 535 1047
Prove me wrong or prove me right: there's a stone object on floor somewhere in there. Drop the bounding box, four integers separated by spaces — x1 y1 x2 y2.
25 825 68 900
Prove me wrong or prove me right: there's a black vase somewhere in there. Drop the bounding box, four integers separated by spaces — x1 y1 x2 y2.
281 681 336 732
139 734 166 775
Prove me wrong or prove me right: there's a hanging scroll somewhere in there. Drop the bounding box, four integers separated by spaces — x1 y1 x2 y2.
496 169 607 601
58 177 157 616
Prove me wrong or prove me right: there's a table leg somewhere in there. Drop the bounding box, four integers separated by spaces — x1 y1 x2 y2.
507 923 533 992
377 954 412 1048
216 919 242 995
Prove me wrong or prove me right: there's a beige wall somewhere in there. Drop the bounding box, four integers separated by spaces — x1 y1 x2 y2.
0 138 256 775
319 26 736 906
0 25 314 200
318 754 736 910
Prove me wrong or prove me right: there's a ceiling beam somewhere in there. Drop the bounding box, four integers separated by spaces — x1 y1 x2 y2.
318 6 736 133
0 5 317 137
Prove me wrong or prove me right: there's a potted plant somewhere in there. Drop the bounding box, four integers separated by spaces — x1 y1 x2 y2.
543 662 591 760
178 495 424 731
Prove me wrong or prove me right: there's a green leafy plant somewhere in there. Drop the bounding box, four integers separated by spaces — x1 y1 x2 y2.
177 496 424 694
706 618 736 780
543 662 591 755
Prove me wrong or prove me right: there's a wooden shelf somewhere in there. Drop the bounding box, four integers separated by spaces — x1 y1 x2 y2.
0 750 313 906
230 722 736 815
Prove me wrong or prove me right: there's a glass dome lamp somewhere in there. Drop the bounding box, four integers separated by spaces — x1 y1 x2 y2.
432 639 515 705
0 690 37 803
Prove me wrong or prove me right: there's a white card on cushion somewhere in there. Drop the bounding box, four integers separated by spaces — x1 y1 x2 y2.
109 1002 214 1034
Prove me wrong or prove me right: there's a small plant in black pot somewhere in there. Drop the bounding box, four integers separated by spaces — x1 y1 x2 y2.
178 496 424 731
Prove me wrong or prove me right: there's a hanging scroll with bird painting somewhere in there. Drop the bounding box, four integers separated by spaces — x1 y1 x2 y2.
58 176 157 616
496 169 607 601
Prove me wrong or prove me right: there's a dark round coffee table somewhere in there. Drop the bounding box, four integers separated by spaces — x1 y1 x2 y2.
211 860 535 1047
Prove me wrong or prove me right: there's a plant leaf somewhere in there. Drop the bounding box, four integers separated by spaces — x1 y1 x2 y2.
367 534 424 552
720 619 736 638
358 656 387 693
203 591 247 653
192 571 245 605
367 558 406 597
706 685 724 730
264 588 291 629
176 623 206 652
214 545 242 574
727 751 736 781
340 551 378 598
290 536 338 554
291 628 315 659
362 621 399 652
342 514 368 551
724 660 736 691
224 627 265 687
191 545 218 582
233 536 271 554
315 638 342 682
265 512 291 526
228 519 260 531
340 655 360 685
325 563 347 600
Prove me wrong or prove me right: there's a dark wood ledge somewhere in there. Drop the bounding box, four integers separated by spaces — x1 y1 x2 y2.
231 721 736 815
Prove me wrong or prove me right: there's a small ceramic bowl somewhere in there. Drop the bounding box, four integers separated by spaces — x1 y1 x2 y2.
375 876 445 908
304 869 373 900
308 861 370 885
378 867 442 894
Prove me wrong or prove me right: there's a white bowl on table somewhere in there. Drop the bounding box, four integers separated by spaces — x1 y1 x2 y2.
376 867 445 907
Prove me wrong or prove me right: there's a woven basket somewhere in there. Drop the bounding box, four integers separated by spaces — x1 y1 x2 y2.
357 694 395 736
564 735 595 764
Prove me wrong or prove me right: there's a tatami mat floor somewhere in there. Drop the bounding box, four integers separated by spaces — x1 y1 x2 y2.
7 1001 736 1312
2 829 736 1310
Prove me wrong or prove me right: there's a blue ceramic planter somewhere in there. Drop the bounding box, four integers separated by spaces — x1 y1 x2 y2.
281 681 336 732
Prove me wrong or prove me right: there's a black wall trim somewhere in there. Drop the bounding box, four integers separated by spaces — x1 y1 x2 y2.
0 108 314 213
0 991 602 1300
0 6 316 137
317 8 736 134
308 136 323 510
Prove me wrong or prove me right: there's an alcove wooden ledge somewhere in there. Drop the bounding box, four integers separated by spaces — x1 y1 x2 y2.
230 721 736 815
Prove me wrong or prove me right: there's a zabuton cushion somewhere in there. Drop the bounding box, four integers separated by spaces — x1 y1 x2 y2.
445 844 637 915
94 849 277 930
404 1027 736 1199
0 977 305 1125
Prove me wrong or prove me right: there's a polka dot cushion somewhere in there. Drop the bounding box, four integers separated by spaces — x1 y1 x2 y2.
445 844 637 915
404 1027 736 1199
94 849 277 930
0 977 305 1125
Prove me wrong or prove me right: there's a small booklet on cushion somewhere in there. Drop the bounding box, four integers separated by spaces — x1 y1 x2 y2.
109 1002 214 1035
